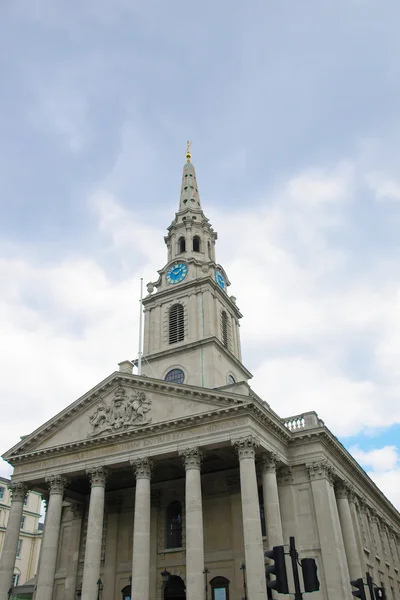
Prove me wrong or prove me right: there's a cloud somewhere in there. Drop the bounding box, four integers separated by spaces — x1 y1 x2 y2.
349 445 400 507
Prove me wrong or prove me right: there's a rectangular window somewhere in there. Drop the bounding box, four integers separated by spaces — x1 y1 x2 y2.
20 516 25 529
0 486 5 500
16 539 23 558
23 496 28 506
12 574 20 586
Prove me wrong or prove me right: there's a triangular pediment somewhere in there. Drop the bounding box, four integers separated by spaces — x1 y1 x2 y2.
3 372 249 461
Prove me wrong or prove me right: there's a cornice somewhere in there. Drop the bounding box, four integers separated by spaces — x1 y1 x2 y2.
143 337 253 379
290 429 400 525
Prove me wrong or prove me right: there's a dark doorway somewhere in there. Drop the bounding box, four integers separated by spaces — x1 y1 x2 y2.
121 584 131 600
164 575 186 600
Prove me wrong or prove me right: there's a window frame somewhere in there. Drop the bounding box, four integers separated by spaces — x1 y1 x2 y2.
20 516 25 530
169 304 185 345
16 538 23 558
164 368 185 385
210 576 230 600
0 486 5 500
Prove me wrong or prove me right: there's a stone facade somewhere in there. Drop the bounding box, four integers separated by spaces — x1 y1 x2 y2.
0 153 399 600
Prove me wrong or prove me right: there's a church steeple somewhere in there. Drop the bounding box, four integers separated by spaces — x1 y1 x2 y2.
141 146 252 389
179 141 202 212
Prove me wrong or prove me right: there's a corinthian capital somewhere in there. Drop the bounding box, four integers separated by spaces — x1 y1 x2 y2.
306 460 335 484
261 452 279 473
9 482 28 503
45 474 68 495
180 447 203 470
130 457 153 479
86 466 108 487
233 435 259 460
335 480 352 500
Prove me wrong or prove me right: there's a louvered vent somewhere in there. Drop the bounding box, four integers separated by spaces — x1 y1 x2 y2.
169 304 185 344
221 310 229 348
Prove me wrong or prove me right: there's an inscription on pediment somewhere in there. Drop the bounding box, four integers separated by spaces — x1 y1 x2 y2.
88 385 151 437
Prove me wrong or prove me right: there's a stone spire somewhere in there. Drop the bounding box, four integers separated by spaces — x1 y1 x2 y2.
179 141 202 212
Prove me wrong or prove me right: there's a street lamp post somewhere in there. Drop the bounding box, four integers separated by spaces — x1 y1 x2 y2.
240 563 247 600
203 567 210 600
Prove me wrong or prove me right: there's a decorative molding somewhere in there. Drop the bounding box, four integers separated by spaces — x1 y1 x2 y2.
45 474 68 495
260 452 279 474
87 466 108 487
9 482 28 503
180 447 203 470
233 435 259 460
276 466 293 486
88 385 151 437
306 460 335 484
131 457 153 479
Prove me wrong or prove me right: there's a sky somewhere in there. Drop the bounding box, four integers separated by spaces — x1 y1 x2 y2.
1 1 400 509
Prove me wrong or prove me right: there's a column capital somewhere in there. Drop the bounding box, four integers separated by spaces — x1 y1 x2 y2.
87 466 108 487
233 435 259 460
8 481 28 503
276 466 293 486
45 474 68 495
334 480 353 500
180 447 203 469
131 457 153 479
306 460 335 484
260 452 279 473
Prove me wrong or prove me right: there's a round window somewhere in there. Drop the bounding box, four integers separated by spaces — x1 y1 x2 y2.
165 368 185 384
227 374 236 385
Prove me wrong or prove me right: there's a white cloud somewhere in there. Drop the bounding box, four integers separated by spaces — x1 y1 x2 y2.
349 445 400 508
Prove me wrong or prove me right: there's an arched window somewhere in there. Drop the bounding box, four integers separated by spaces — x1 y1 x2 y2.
169 304 184 344
221 311 229 348
227 374 236 385
207 241 212 258
178 237 186 253
121 584 131 600
193 236 201 252
166 501 183 548
210 577 230 600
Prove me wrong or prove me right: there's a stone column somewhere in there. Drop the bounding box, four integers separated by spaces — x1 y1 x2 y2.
81 467 108 600
0 482 27 600
65 503 84 600
348 493 366 575
180 447 205 600
233 436 266 600
35 475 67 600
307 461 351 599
102 498 121 598
261 453 283 547
131 457 153 600
335 482 362 580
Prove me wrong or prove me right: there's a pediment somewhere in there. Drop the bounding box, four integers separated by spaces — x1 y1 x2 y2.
3 373 248 460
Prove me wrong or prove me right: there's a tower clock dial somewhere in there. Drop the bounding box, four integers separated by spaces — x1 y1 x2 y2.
166 262 188 284
215 270 225 290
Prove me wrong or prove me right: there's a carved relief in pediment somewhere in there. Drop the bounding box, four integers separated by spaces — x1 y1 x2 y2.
88 385 151 437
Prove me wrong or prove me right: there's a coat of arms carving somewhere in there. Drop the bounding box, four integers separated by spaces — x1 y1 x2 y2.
88 385 151 437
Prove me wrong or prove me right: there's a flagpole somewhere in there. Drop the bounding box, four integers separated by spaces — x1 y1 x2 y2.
138 278 143 375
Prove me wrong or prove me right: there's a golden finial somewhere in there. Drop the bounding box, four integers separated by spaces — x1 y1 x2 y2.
186 140 192 163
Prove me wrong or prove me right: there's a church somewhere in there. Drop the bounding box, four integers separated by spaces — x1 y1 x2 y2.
0 147 399 600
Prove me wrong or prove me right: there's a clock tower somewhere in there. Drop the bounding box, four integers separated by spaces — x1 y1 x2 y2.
141 145 252 388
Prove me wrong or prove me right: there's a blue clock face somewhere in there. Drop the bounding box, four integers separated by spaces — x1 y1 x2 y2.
215 270 225 290
166 262 188 284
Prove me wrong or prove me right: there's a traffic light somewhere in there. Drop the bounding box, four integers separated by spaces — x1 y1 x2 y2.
301 558 320 592
374 587 386 600
350 578 367 600
265 546 289 594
